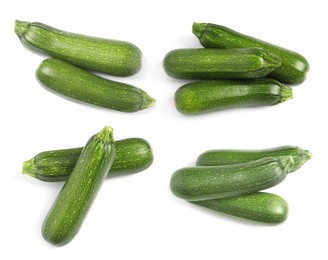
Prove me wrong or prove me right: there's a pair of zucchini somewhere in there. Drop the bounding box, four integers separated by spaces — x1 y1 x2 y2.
15 20 155 112
163 22 309 114
23 129 153 246
170 146 312 224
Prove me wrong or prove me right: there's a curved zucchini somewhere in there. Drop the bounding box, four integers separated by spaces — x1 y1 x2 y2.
190 192 288 224
42 126 115 246
36 58 155 112
170 156 294 201
163 47 281 79
192 23 309 85
174 78 292 114
22 138 153 182
196 146 312 172
15 20 142 76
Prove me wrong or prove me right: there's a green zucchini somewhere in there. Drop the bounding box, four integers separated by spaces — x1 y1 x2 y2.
192 23 309 85
163 47 281 79
22 138 153 182
42 126 115 246
170 156 294 201
36 58 155 112
190 192 288 224
14 20 142 76
196 146 312 172
174 78 292 114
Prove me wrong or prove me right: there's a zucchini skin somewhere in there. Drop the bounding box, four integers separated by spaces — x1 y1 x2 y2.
196 146 312 172
22 138 153 182
192 23 309 85
174 78 292 114
42 126 115 246
190 192 288 224
36 58 155 112
170 156 294 201
163 47 281 79
14 20 142 76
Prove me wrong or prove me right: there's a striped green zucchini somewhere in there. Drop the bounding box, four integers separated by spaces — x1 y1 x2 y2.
15 20 142 76
192 23 309 85
190 192 288 224
174 78 292 114
42 126 115 246
22 138 153 182
36 58 155 112
196 146 312 172
170 156 294 201
163 47 281 79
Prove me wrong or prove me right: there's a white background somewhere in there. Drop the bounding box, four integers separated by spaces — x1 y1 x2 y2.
1 0 327 258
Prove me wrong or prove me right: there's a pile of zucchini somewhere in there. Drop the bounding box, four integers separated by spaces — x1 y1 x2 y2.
14 20 155 112
16 20 313 245
163 22 309 114
22 127 154 246
170 146 312 224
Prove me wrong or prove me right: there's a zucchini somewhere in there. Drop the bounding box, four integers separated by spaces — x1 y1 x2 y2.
190 192 288 224
14 20 142 76
163 47 281 79
196 146 312 172
42 126 115 246
170 156 294 201
174 78 292 114
192 23 309 85
36 58 155 112
22 138 153 182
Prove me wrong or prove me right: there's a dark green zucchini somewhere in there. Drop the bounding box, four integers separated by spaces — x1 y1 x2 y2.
170 156 294 201
192 23 309 85
196 146 312 172
36 58 155 112
190 192 288 224
174 78 292 114
42 126 115 246
22 138 153 182
15 20 142 76
163 47 281 79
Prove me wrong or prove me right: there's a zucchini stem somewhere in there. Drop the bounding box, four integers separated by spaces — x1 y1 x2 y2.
192 22 207 38
14 20 29 38
279 85 293 103
22 158 37 178
302 149 313 160
293 148 313 171
278 156 294 173
140 90 156 110
95 126 114 144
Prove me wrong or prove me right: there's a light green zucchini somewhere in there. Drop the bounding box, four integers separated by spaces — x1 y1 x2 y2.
42 126 115 246
15 20 142 76
170 156 294 201
196 146 312 172
163 47 281 79
190 192 288 224
22 138 153 182
192 22 309 85
36 58 155 112
174 78 292 114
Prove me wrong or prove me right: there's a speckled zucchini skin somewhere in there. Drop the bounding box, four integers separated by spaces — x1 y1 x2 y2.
163 47 281 79
14 20 142 76
191 192 288 224
36 58 155 112
170 156 294 201
174 78 292 115
196 146 312 172
192 23 309 85
42 127 115 246
23 138 153 182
